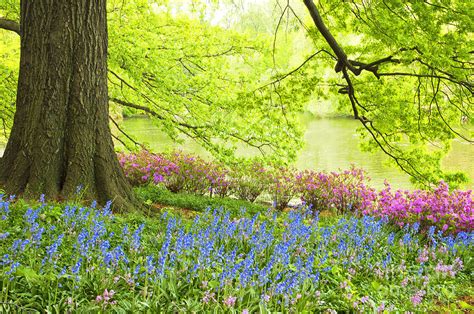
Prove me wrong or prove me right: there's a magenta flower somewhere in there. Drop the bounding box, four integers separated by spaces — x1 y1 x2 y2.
410 290 425 306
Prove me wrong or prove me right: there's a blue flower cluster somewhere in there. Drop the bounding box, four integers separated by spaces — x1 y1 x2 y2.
0 196 473 308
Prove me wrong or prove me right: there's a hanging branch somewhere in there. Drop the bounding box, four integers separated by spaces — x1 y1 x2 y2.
0 17 20 35
108 115 148 151
303 0 472 92
300 0 474 184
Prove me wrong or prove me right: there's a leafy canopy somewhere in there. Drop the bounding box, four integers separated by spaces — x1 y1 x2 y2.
0 0 473 187
276 0 473 187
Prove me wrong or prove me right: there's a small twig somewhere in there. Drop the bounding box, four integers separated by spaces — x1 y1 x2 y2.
109 115 148 150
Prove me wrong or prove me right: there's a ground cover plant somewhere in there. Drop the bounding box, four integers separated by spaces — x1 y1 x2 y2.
1 196 473 312
135 185 266 217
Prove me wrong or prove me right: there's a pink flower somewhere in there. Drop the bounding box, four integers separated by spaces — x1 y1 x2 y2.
401 277 409 287
103 289 115 301
242 310 250 314
202 291 215 304
223 296 237 307
377 303 385 313
411 294 422 306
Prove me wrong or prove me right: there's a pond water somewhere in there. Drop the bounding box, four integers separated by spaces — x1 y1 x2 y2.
120 116 474 190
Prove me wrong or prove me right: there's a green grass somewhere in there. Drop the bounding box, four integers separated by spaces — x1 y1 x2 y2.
135 185 268 216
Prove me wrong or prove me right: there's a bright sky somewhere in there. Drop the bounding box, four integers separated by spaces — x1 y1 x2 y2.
152 0 272 27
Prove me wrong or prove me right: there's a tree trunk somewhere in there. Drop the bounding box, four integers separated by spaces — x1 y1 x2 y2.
0 0 136 211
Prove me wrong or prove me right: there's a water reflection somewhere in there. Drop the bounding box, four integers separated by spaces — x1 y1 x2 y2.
0 116 470 190
120 116 473 190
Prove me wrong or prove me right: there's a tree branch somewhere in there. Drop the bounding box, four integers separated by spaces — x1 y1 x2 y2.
303 0 357 73
109 97 205 130
304 0 402 77
257 49 335 90
109 115 148 151
301 0 472 186
0 17 20 35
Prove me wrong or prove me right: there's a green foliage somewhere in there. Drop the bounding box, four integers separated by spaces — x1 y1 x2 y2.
294 0 474 187
230 159 272 202
0 0 472 186
107 0 307 164
0 0 19 140
0 0 19 20
135 184 267 216
0 31 18 140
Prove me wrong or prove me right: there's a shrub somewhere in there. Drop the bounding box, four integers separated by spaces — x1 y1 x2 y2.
231 161 271 202
368 181 473 233
268 166 300 210
118 150 179 187
298 167 377 215
165 151 211 195
206 164 233 198
120 150 232 197
119 151 472 233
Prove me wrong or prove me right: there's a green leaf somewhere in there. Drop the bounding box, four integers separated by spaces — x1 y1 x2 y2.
16 266 40 283
458 301 474 310
208 280 220 289
371 281 380 290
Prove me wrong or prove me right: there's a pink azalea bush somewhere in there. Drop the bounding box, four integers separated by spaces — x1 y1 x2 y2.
297 167 377 214
117 150 178 187
167 151 211 195
268 166 300 210
209 166 233 198
119 150 232 197
165 151 233 197
367 181 473 233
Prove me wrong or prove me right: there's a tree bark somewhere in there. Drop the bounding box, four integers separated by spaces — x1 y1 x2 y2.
0 0 136 211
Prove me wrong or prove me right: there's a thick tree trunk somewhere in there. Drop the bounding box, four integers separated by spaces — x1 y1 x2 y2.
0 0 136 211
